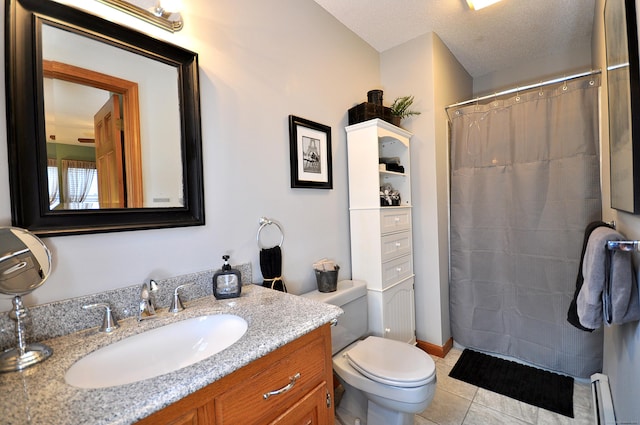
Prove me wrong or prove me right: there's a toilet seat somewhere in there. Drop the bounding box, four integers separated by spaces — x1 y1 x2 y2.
344 336 435 388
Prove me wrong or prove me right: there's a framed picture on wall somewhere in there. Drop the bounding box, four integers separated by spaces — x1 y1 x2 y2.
288 115 333 189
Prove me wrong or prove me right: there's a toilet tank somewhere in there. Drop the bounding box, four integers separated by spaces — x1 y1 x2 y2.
301 280 368 355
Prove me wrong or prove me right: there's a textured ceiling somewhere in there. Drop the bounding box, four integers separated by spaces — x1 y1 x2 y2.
313 0 596 77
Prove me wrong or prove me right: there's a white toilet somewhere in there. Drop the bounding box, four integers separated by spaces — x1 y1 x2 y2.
302 280 436 425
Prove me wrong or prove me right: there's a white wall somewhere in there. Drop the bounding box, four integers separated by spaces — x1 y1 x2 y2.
593 0 640 422
0 0 380 311
473 41 593 97
431 36 473 345
380 33 472 346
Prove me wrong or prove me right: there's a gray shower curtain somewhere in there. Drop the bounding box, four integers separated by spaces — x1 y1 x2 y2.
449 76 603 378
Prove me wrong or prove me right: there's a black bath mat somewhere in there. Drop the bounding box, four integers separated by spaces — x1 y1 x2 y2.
449 349 574 418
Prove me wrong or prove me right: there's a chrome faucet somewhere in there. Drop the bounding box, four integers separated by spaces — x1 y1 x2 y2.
138 282 157 321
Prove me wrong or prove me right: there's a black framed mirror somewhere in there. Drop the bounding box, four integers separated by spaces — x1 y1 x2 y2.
5 0 204 236
606 0 640 213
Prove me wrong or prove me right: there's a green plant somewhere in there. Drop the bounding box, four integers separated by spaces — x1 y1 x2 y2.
390 95 421 119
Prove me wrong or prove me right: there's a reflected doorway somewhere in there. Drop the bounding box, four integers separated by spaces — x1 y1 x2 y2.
43 60 143 209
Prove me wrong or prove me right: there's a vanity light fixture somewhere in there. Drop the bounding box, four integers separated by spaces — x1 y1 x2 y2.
466 0 502 10
95 0 184 32
152 0 182 18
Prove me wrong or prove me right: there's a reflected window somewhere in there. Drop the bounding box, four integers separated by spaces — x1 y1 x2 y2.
47 159 59 209
61 160 99 209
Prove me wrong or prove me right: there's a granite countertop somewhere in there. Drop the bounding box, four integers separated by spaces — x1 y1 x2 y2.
0 284 342 425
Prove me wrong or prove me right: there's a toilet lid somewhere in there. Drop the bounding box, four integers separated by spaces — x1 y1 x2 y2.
344 336 435 388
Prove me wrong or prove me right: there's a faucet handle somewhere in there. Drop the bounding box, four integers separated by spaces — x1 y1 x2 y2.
168 283 192 313
83 303 120 333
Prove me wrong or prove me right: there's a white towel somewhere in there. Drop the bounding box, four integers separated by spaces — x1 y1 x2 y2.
577 227 638 329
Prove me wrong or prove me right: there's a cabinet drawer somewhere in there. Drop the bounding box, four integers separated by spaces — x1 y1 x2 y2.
270 383 330 425
381 231 412 262
380 208 411 234
381 255 413 288
215 336 326 424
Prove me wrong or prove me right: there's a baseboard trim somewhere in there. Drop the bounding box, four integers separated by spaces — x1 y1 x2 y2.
416 337 453 358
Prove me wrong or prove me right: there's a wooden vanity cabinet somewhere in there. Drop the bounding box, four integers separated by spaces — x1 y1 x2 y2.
135 324 334 425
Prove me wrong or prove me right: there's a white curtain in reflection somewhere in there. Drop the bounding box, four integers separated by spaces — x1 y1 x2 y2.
47 158 60 209
448 76 603 378
61 159 97 209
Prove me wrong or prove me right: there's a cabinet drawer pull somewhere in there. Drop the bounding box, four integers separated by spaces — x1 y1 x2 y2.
3 261 27 274
263 372 301 400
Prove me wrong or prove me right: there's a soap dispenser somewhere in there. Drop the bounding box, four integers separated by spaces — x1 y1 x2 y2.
213 255 242 299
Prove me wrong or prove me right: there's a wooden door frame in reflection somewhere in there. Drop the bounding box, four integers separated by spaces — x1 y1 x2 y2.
43 60 143 208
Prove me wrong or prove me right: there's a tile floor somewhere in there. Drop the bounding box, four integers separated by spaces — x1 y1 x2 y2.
335 347 594 425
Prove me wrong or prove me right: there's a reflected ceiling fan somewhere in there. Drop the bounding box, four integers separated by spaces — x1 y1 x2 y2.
47 134 95 144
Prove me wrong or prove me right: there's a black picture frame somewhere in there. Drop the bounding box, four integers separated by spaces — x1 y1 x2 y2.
288 115 333 189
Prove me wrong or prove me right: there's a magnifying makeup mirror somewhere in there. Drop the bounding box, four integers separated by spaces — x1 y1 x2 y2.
0 227 52 372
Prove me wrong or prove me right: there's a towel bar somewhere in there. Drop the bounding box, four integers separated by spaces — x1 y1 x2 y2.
606 240 640 251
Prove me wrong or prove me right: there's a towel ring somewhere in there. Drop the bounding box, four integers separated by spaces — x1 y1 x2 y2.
257 217 284 249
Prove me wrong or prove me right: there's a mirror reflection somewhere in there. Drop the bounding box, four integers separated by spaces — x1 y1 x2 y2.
606 0 632 211
42 23 184 210
0 227 51 296
0 226 53 372
606 0 640 213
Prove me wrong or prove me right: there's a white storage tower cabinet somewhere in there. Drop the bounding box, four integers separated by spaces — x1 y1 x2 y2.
346 119 416 345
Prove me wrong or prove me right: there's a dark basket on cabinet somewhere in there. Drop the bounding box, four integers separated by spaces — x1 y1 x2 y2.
348 102 397 126
380 198 401 207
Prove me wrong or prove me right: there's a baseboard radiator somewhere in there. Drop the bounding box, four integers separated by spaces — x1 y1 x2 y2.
591 373 616 425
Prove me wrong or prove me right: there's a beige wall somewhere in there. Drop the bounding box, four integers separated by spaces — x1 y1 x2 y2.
380 33 472 345
0 0 380 310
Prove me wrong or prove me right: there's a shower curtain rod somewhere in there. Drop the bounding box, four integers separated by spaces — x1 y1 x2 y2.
445 69 601 111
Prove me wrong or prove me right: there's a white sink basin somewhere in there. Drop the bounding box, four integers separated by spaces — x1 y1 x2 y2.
65 314 248 389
